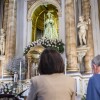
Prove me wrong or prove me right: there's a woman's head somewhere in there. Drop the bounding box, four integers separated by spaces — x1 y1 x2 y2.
38 48 64 74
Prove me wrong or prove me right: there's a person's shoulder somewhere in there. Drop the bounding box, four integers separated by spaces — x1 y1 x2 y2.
31 75 41 81
64 75 75 82
65 75 74 79
90 74 100 80
90 74 97 79
64 75 76 88
88 75 96 83
30 76 40 85
31 75 45 81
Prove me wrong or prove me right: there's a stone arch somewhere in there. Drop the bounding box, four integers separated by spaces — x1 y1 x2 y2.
28 0 61 19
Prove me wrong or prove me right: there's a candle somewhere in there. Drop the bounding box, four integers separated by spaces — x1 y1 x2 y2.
2 66 3 80
19 61 22 81
65 58 67 75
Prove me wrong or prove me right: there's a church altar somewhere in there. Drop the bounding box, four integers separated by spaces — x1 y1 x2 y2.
0 0 99 99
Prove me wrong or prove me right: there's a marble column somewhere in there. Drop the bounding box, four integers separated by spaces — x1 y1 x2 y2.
65 0 79 72
82 0 94 73
5 0 17 76
16 0 28 57
90 0 100 56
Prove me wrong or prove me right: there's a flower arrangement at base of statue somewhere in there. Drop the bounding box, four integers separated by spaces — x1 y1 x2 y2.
24 37 64 55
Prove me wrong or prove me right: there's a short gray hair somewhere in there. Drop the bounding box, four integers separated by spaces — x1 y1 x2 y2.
92 55 100 67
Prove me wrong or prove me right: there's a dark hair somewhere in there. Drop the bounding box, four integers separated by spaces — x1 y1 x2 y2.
38 48 64 74
92 55 100 67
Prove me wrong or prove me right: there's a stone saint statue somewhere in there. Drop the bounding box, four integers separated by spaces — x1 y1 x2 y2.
14 72 18 83
32 62 38 76
0 28 5 55
77 16 90 46
43 11 58 40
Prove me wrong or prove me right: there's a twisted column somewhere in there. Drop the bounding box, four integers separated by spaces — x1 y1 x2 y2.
65 0 79 72
82 0 94 73
3 2 9 31
1 0 16 76
5 0 16 61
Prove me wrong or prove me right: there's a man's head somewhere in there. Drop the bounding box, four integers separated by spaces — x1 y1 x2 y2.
91 55 100 74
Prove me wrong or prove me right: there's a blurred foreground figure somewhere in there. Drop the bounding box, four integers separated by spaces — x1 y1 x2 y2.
86 55 100 100
27 48 76 100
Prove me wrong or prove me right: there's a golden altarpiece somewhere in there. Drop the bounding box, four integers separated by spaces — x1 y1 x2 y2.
0 0 100 99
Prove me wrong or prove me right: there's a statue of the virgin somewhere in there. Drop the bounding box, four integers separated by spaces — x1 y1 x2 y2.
43 11 58 40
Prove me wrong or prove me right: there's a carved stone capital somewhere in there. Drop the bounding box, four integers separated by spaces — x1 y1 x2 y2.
77 46 90 63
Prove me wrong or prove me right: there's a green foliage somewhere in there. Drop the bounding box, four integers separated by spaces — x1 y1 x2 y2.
81 95 86 100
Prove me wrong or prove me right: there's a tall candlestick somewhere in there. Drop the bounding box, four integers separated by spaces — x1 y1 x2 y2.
19 61 22 81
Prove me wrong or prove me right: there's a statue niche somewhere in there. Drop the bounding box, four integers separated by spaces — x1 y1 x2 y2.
31 4 58 41
77 16 91 73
